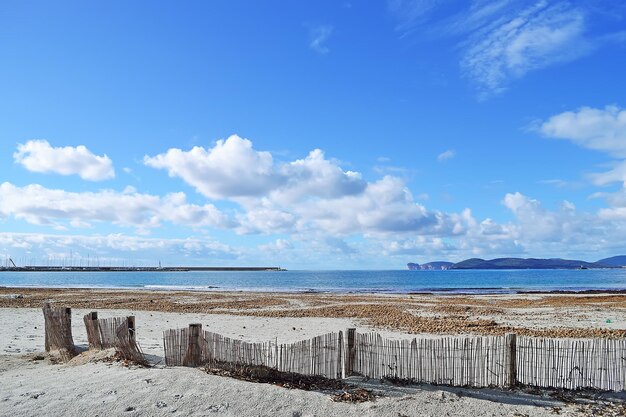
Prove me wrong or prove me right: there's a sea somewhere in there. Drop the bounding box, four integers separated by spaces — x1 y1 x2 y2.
1 269 626 294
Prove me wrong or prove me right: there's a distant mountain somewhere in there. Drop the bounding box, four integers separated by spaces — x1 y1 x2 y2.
450 257 610 270
407 261 454 270
597 255 626 267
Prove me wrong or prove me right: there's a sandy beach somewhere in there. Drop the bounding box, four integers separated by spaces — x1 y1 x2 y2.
1 287 625 416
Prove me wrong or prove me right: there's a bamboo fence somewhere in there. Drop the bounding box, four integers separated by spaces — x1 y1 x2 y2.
352 332 512 387
162 326 625 392
83 312 145 364
164 325 343 379
516 336 626 391
42 303 77 361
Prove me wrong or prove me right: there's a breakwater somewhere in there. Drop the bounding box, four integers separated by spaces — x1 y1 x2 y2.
0 266 286 272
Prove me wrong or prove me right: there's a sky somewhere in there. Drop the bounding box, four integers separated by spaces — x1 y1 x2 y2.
1 0 626 269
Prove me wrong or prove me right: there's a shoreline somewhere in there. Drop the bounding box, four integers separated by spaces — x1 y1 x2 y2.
3 284 626 295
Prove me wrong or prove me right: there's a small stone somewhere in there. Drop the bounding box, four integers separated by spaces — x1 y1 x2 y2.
124 406 135 412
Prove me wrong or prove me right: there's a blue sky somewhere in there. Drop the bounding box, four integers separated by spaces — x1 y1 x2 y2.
1 0 626 269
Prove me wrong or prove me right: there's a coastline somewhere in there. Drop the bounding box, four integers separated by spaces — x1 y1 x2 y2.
1 287 625 416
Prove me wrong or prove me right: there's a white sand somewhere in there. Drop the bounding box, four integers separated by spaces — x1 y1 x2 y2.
0 307 607 416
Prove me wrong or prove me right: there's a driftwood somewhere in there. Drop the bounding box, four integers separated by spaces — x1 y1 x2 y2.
42 302 77 361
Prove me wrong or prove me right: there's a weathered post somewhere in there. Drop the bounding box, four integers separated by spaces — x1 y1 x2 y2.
338 330 344 379
43 302 77 360
346 328 356 377
83 311 101 349
183 323 203 367
127 316 136 343
505 333 517 388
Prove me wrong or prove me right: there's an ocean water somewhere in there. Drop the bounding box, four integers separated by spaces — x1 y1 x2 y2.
1 269 626 293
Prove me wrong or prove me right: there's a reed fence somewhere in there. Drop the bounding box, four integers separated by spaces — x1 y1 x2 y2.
83 311 146 364
352 332 513 387
516 336 625 391
42 302 77 360
163 325 625 392
164 324 344 379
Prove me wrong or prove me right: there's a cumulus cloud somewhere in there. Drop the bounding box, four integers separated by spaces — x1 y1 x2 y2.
273 149 366 203
539 105 626 186
500 191 623 252
13 133 626 264
292 176 470 236
0 182 233 231
530 105 626 249
144 135 284 199
145 135 366 202
540 105 626 158
309 25 333 54
14 140 115 181
144 136 478 239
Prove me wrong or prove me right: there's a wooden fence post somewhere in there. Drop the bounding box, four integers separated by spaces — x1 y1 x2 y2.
345 328 356 377
183 323 203 367
127 316 136 342
83 311 102 349
42 302 77 360
505 333 517 388
338 330 344 379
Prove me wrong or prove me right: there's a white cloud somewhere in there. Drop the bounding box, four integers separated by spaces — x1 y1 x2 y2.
388 1 622 97
538 179 578 189
259 238 293 252
461 2 587 97
539 105 626 186
0 232 239 264
12 134 626 264
437 149 455 161
533 105 626 246
14 140 115 181
0 182 233 231
144 136 479 239
540 105 626 158
144 135 283 199
272 149 366 204
291 175 465 236
145 135 366 203
309 25 333 54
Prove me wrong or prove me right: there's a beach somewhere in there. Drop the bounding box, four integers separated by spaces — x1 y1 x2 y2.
1 287 625 416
